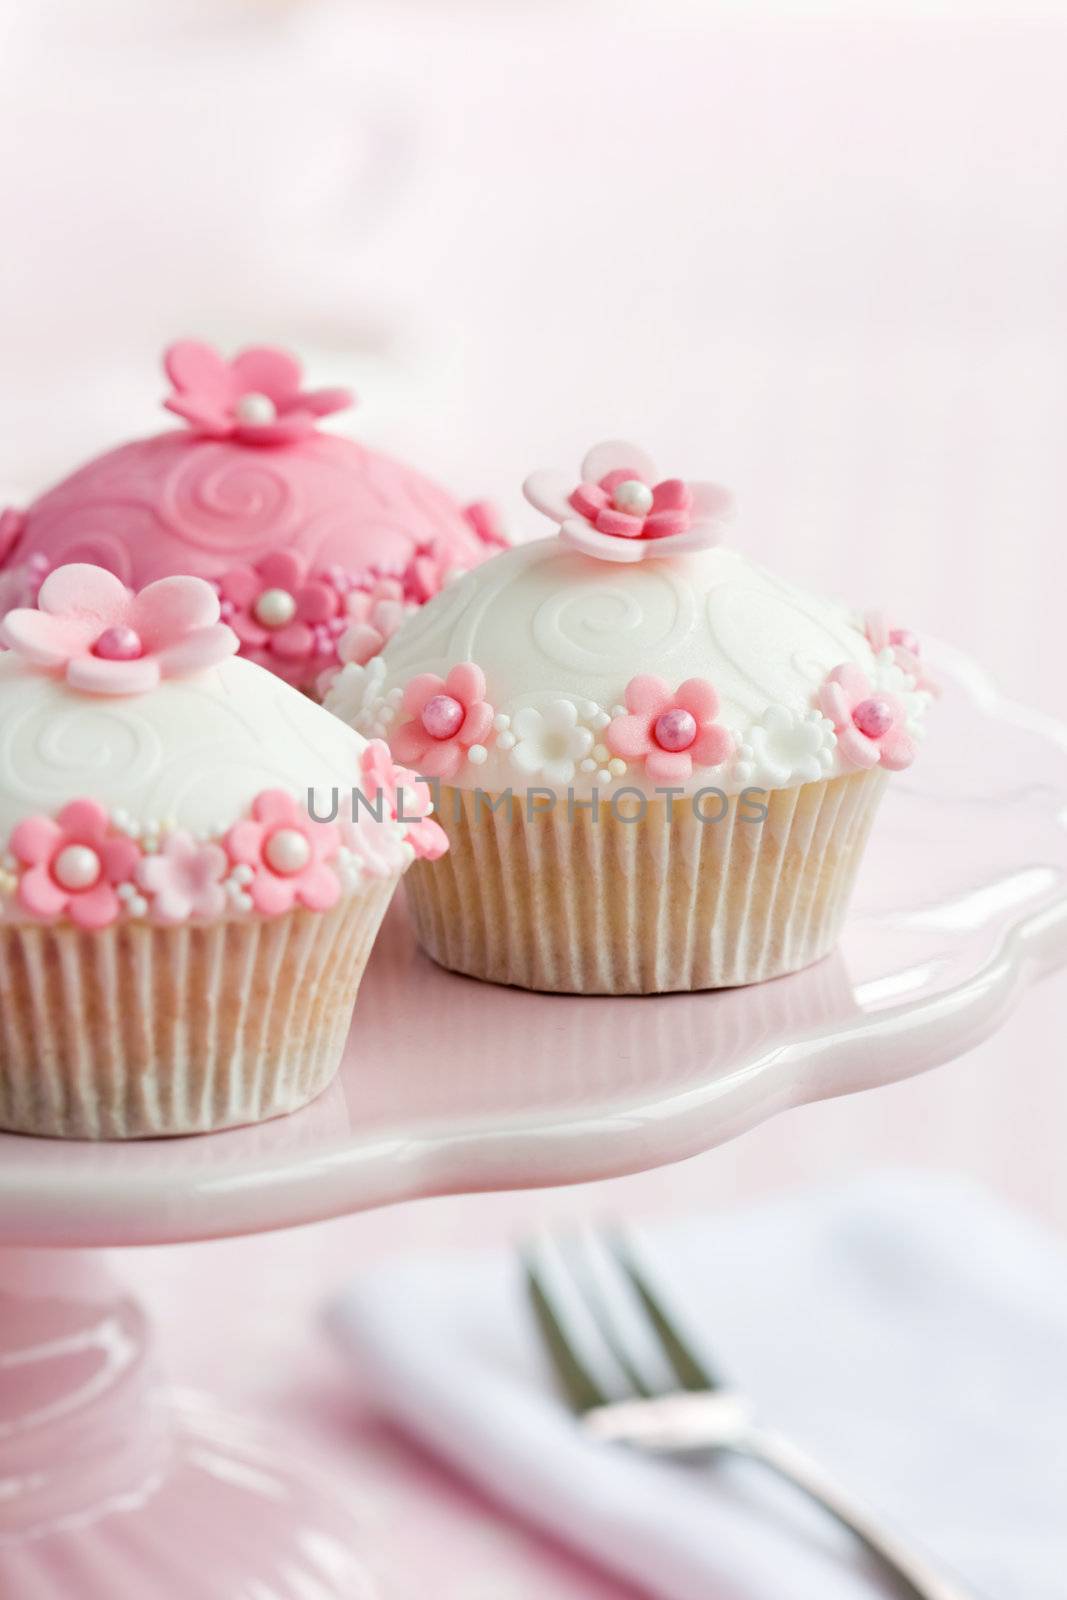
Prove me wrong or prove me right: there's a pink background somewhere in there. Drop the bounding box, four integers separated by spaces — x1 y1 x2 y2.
1 3 1064 1593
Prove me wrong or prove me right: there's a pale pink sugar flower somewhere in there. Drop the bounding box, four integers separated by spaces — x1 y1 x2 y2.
819 663 916 771
391 663 494 780
0 564 236 695
864 610 939 697
136 832 229 924
338 579 410 668
524 441 734 564
360 740 448 863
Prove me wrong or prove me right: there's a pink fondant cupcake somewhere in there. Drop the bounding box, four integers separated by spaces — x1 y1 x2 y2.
0 564 445 1138
0 341 506 697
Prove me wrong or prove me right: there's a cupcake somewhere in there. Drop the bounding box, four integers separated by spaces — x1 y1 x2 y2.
0 340 506 697
0 563 445 1138
326 441 934 994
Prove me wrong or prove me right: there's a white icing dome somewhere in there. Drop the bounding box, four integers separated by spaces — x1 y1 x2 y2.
327 537 931 797
0 654 363 841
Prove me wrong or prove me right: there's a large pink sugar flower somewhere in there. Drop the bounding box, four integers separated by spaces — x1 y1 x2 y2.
864 610 939 697
361 739 448 863
390 662 494 780
606 675 733 783
819 663 916 771
338 578 410 667
224 791 341 916
0 564 237 695
163 340 353 446
10 800 141 929
219 551 343 666
136 831 229 924
524 441 734 564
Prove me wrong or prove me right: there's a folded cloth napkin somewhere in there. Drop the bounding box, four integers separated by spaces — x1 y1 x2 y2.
331 1173 1067 1600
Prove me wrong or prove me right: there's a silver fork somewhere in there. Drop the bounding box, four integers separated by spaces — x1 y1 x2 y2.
524 1230 975 1600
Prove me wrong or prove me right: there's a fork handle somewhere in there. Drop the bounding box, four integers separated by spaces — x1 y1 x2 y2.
736 1427 974 1600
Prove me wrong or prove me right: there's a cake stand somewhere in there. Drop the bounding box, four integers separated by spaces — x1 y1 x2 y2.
1 645 1064 1598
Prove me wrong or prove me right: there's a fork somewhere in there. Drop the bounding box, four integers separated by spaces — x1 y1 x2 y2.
524 1230 974 1600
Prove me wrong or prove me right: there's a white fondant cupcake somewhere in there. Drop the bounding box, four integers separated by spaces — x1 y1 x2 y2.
326 442 933 994
0 565 445 1137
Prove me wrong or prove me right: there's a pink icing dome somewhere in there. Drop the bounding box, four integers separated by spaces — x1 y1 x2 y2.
0 341 505 695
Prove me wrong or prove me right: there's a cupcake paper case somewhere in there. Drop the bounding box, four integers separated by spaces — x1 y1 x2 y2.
326 441 934 995
0 339 506 697
0 565 444 1139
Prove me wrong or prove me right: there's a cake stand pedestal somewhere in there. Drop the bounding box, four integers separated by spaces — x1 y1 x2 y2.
1 646 1065 1598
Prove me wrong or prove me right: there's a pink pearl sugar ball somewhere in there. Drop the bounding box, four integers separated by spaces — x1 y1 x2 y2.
853 697 894 739
421 693 465 741
653 708 698 752
92 625 144 661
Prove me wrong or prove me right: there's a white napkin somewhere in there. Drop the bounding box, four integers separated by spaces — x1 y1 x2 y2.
332 1174 1067 1600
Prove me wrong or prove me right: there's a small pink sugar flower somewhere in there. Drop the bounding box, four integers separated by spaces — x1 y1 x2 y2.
405 539 468 605
606 675 733 783
219 551 341 665
163 340 353 446
361 740 448 863
864 610 939 697
10 800 141 929
524 441 734 564
390 662 494 780
136 832 229 924
0 564 236 695
224 791 341 916
819 663 916 771
338 578 410 667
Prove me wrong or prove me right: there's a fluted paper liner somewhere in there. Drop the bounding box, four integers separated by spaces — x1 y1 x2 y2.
404 772 885 994
0 879 396 1139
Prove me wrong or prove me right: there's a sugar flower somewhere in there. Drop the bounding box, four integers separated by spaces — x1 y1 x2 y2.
0 564 237 695
390 662 494 780
864 610 939 697
524 441 733 564
361 740 448 863
819 663 916 771
136 831 229 924
10 799 141 929
224 791 341 915
606 675 733 783
163 340 353 446
219 551 342 666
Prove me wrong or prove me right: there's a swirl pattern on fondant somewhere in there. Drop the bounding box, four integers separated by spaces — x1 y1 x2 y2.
346 538 933 798
5 432 488 585
0 656 363 840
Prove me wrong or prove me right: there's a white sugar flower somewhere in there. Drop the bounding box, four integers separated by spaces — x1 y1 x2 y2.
735 705 837 789
324 656 401 739
508 700 596 785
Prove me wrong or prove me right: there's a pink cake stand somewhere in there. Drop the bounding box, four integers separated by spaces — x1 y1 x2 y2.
1 646 1064 1598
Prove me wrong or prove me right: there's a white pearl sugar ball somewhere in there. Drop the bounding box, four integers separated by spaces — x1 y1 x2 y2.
265 828 311 876
235 391 278 426
53 844 101 891
612 479 654 516
254 588 298 629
